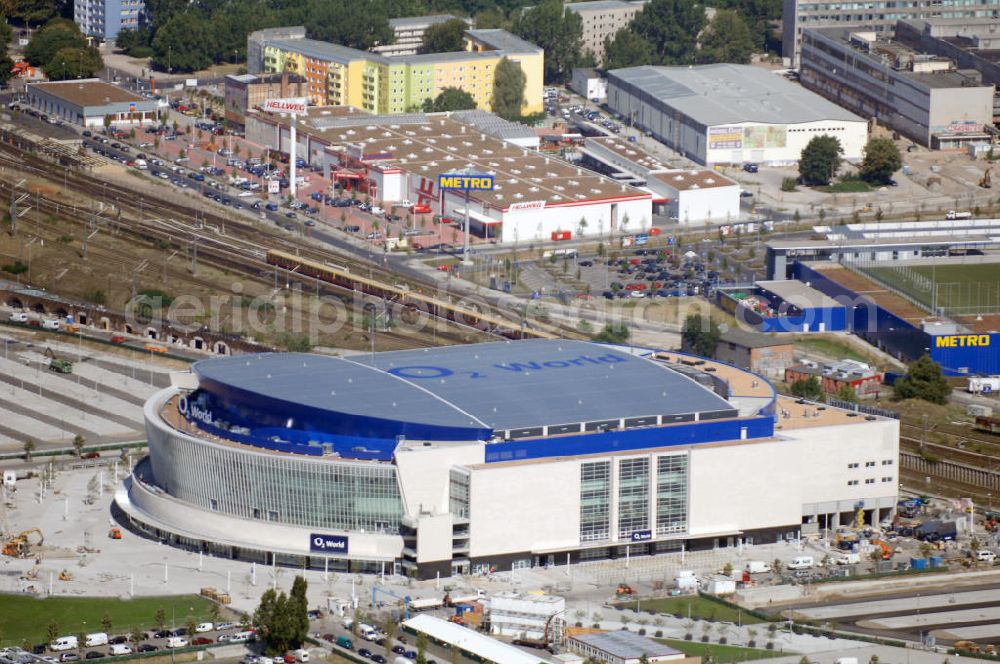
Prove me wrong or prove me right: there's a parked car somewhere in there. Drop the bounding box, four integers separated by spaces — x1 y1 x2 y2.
137 645 158 653
84 653 104 660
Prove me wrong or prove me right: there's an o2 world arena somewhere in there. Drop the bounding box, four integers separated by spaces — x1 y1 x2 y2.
115 339 899 578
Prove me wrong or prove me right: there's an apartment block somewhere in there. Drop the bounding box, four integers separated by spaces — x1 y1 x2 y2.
249 26 543 115
372 15 471 57
565 0 647 64
782 0 1000 67
74 0 143 41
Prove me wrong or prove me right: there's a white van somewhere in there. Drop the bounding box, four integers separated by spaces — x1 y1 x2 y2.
745 560 771 574
51 637 78 652
835 552 860 565
977 550 997 562
293 649 309 662
42 319 62 330
134 159 148 170
166 637 189 649
9 312 28 323
370 206 384 216
227 631 254 644
195 622 214 633
787 556 814 570
85 634 109 647
109 645 132 656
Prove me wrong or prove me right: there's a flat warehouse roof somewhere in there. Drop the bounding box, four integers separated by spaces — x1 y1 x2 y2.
403 614 548 664
608 64 865 126
193 339 734 433
757 279 844 308
29 79 147 108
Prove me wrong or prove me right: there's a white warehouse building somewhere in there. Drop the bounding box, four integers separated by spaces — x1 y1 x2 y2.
606 64 868 166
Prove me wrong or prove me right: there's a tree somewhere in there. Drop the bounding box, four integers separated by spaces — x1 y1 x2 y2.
799 135 843 186
73 434 85 457
288 575 309 648
592 323 630 344
697 10 755 64
835 383 857 402
184 615 198 640
101 612 113 635
513 0 584 83
45 45 103 80
681 314 720 358
632 0 707 64
47 620 59 645
859 137 902 185
129 625 144 646
23 438 35 461
422 87 477 113
603 28 656 70
789 376 822 400
415 632 429 664
0 23 14 86
419 18 468 54
492 57 526 121
24 19 87 67
153 608 167 631
151 12 218 72
893 354 950 404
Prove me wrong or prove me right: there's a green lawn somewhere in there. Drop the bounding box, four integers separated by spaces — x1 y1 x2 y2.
792 335 871 363
617 597 765 624
658 638 784 661
818 179 872 193
0 594 221 646
864 262 1000 314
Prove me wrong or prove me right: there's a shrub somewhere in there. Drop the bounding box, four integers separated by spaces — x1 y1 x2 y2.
766 642 775 650
655 631 663 638
719 636 727 644
781 177 798 192
700 635 709 643
684 633 692 641
2 261 27 275
638 629 646 636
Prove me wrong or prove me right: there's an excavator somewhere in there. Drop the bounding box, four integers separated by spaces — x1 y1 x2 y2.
872 539 894 560
44 347 73 374
2 528 44 558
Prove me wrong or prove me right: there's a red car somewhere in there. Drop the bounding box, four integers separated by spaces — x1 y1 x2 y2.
191 638 212 646
436 264 451 272
81 451 100 459
412 204 431 214
110 336 126 344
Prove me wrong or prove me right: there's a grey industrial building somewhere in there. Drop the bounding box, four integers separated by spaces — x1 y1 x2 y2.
372 15 470 57
799 26 995 148
782 0 1000 67
606 64 868 166
24 79 158 128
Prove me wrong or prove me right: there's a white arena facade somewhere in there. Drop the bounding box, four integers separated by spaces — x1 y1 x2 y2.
115 339 899 579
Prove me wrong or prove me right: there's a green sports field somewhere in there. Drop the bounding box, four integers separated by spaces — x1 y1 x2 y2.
0 594 220 647
862 262 1000 315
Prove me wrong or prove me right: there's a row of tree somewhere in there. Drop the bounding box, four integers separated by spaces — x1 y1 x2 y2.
798 135 902 186
0 23 14 86
22 18 104 80
603 0 769 70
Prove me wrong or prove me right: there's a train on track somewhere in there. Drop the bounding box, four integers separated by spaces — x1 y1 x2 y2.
265 249 559 340
975 416 1000 435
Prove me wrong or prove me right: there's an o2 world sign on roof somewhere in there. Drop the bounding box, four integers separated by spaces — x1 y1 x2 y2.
262 97 308 114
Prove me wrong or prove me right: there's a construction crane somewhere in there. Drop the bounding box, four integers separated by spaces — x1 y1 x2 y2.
980 168 992 189
371 585 411 621
2 528 44 558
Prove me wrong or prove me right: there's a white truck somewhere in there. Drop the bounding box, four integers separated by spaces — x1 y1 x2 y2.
946 210 972 220
447 589 486 604
409 596 445 611
834 552 861 565
968 376 1000 394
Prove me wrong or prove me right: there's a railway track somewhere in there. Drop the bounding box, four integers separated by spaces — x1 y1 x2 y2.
0 144 504 349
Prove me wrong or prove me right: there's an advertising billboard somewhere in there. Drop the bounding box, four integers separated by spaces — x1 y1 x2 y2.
309 533 349 554
630 530 653 542
262 97 309 114
708 126 742 150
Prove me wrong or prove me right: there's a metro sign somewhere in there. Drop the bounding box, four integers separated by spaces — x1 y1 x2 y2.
262 97 308 114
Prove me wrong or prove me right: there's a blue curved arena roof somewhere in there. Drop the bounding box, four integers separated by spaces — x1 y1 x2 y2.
192 339 735 436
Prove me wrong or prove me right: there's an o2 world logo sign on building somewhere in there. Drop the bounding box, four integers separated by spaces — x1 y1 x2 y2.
309 533 349 554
